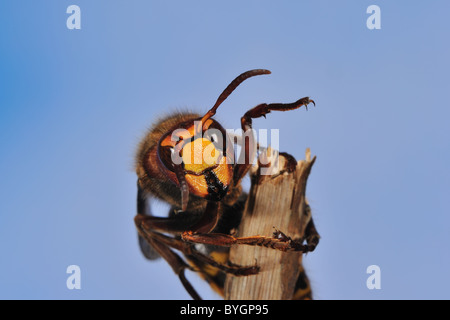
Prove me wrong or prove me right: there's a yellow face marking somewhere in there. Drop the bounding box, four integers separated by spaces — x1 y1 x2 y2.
182 138 220 174
185 173 209 197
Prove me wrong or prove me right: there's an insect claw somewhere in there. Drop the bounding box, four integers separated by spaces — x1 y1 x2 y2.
304 98 315 111
272 226 278 237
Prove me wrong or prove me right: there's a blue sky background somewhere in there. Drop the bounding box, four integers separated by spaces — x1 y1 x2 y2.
1 1 449 299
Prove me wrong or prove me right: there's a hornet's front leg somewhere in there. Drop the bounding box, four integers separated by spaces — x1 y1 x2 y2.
233 97 315 184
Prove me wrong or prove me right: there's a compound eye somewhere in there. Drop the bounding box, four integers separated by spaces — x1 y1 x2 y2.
158 145 176 171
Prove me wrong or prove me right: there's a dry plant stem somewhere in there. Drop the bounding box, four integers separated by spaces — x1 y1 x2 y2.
224 148 316 300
